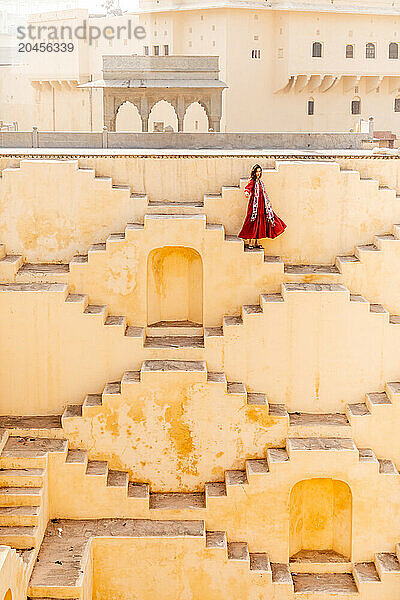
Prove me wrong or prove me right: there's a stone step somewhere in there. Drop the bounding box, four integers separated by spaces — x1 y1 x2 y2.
290 549 352 573
246 459 269 477
0 437 67 468
358 448 379 465
375 233 399 249
249 552 271 573
0 254 23 276
144 335 204 348
378 458 398 474
146 201 204 215
227 541 249 561
287 437 357 454
146 321 203 337
82 394 103 415
225 470 248 487
149 493 206 510
65 449 88 465
0 505 40 526
292 573 358 595
374 552 400 578
0 525 38 548
284 264 340 276
85 461 108 477
205 530 226 549
207 372 227 386
353 562 381 589
83 304 108 321
141 360 207 379
0 468 45 487
205 482 227 499
127 483 149 500
289 413 350 436
346 403 370 418
271 563 293 585
106 470 129 488
386 382 400 403
0 487 43 506
365 391 392 413
62 405 82 420
0 415 62 433
226 382 246 396
266 448 290 467
246 392 268 406
16 263 69 283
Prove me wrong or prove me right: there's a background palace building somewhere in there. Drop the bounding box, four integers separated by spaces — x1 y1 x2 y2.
2 0 400 134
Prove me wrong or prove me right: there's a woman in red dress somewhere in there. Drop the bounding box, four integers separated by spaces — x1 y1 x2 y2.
239 164 286 249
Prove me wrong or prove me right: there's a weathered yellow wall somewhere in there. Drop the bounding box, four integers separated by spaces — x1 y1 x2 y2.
0 160 135 261
92 537 261 600
0 153 400 597
62 369 284 491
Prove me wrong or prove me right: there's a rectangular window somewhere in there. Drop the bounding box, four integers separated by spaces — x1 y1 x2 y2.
395 98 400 112
251 49 261 58
144 45 149 55
308 100 314 115
153 45 160 55
163 44 169 55
352 100 361 115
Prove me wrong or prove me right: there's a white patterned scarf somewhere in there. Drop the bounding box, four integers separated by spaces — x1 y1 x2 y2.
251 179 275 225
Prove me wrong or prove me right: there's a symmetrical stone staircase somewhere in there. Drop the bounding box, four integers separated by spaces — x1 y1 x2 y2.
1 158 400 598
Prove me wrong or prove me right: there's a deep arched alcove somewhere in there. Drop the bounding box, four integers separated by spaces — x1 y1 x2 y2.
147 246 203 325
289 478 352 561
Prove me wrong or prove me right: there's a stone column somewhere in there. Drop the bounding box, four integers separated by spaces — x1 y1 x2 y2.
103 92 116 131
177 95 185 132
140 96 150 132
208 118 221 132
209 91 222 132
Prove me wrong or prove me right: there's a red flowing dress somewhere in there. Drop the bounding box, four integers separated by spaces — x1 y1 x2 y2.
238 177 286 240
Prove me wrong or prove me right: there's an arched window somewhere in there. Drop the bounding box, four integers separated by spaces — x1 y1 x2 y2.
346 44 354 58
394 98 400 112
389 42 399 59
351 96 361 115
312 41 322 57
366 42 376 58
308 98 315 115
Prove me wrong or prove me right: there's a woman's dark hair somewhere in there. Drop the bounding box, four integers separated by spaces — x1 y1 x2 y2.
250 164 262 180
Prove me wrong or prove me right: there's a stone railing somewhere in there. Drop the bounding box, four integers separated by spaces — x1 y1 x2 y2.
0 127 371 150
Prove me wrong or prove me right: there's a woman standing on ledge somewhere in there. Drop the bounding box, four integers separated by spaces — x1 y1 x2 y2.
239 164 286 249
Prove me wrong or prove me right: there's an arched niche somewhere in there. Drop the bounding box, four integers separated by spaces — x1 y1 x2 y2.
147 246 203 325
289 478 352 561
148 100 178 132
183 101 209 132
115 101 141 132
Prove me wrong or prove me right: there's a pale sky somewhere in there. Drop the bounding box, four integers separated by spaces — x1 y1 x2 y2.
78 0 136 10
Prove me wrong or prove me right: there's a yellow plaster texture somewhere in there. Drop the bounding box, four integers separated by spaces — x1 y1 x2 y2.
0 160 135 262
0 155 399 599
